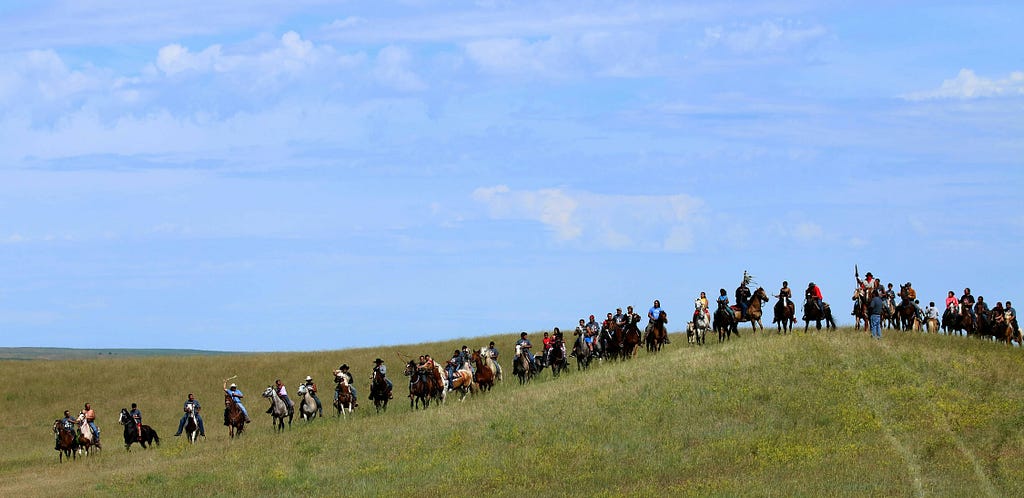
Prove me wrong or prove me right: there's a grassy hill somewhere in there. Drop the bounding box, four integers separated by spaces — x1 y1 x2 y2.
0 347 235 361
3 328 1024 496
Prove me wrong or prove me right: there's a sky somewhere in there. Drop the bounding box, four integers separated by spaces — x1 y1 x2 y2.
1 1 1022 351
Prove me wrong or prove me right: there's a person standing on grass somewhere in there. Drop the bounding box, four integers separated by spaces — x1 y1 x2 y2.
869 290 885 340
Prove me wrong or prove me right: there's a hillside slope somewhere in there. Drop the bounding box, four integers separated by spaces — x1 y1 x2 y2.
3 329 1024 496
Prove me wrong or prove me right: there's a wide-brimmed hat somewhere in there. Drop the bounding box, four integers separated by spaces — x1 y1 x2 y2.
374 358 384 364
229 383 237 388
339 364 349 369
305 376 313 381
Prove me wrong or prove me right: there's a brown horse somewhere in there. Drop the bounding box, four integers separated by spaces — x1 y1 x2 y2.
472 350 495 392
645 311 668 352
404 360 431 409
621 315 642 359
773 297 795 334
733 287 769 331
224 394 246 438
53 420 78 462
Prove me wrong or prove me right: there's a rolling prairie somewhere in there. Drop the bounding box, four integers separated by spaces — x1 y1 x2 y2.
3 328 1024 497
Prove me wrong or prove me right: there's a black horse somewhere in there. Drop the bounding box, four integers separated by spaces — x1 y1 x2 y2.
548 336 568 377
118 408 160 450
369 370 390 414
714 305 738 342
802 299 837 332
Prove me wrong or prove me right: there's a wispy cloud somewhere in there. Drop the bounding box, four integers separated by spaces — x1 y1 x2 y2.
472 185 704 251
701 20 827 54
903 69 1024 101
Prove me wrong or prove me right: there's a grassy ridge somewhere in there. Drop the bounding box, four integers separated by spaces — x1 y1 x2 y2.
4 329 1024 496
0 347 235 361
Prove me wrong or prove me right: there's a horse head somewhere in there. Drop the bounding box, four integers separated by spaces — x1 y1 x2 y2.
296 384 308 396
262 386 276 399
118 408 130 426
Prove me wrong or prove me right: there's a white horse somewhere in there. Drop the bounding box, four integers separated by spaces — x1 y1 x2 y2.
688 299 710 345
296 384 318 422
262 386 292 431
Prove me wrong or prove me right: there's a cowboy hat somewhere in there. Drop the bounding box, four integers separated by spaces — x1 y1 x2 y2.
305 375 313 381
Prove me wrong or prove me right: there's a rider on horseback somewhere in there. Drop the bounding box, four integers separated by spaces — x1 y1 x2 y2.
717 289 730 315
516 332 536 370
372 358 394 399
647 300 670 344
129 403 143 439
174 393 205 437
269 379 293 414
487 341 503 378
83 402 100 445
303 376 323 417
736 283 751 319
224 383 252 423
335 364 358 407
900 282 925 322
55 410 76 450
805 282 824 319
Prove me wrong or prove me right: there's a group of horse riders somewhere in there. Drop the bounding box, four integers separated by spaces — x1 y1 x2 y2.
53 402 101 451
558 299 671 360
851 271 1019 335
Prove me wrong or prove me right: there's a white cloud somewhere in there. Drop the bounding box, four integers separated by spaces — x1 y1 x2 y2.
472 185 704 250
463 32 663 79
373 46 427 91
701 20 827 54
156 43 224 75
792 221 823 242
903 69 1024 101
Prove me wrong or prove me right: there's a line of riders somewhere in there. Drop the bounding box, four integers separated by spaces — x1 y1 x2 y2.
850 271 1020 339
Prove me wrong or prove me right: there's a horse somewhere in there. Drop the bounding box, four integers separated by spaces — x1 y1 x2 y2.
572 331 592 371
621 315 643 359
548 336 568 377
183 403 200 443
773 296 796 334
53 419 79 462
713 305 738 342
852 288 870 331
333 373 356 417
688 300 710 345
118 408 160 450
262 386 292 431
472 349 496 392
224 394 246 438
448 360 476 401
367 369 391 414
512 344 538 384
296 384 318 422
896 300 919 331
405 360 435 409
74 412 100 455
802 298 837 332
645 311 669 352
732 287 769 332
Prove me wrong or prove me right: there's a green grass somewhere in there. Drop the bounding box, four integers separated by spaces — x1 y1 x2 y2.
3 328 1024 496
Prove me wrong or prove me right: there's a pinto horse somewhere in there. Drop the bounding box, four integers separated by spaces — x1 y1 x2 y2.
118 408 160 450
334 374 355 417
472 350 495 392
183 403 200 443
645 311 668 352
53 420 79 462
74 412 100 455
224 394 246 438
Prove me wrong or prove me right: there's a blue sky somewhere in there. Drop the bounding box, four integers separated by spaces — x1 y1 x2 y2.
1 1 1022 351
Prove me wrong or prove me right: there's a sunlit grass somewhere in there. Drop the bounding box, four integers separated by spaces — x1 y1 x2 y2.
3 328 1024 496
